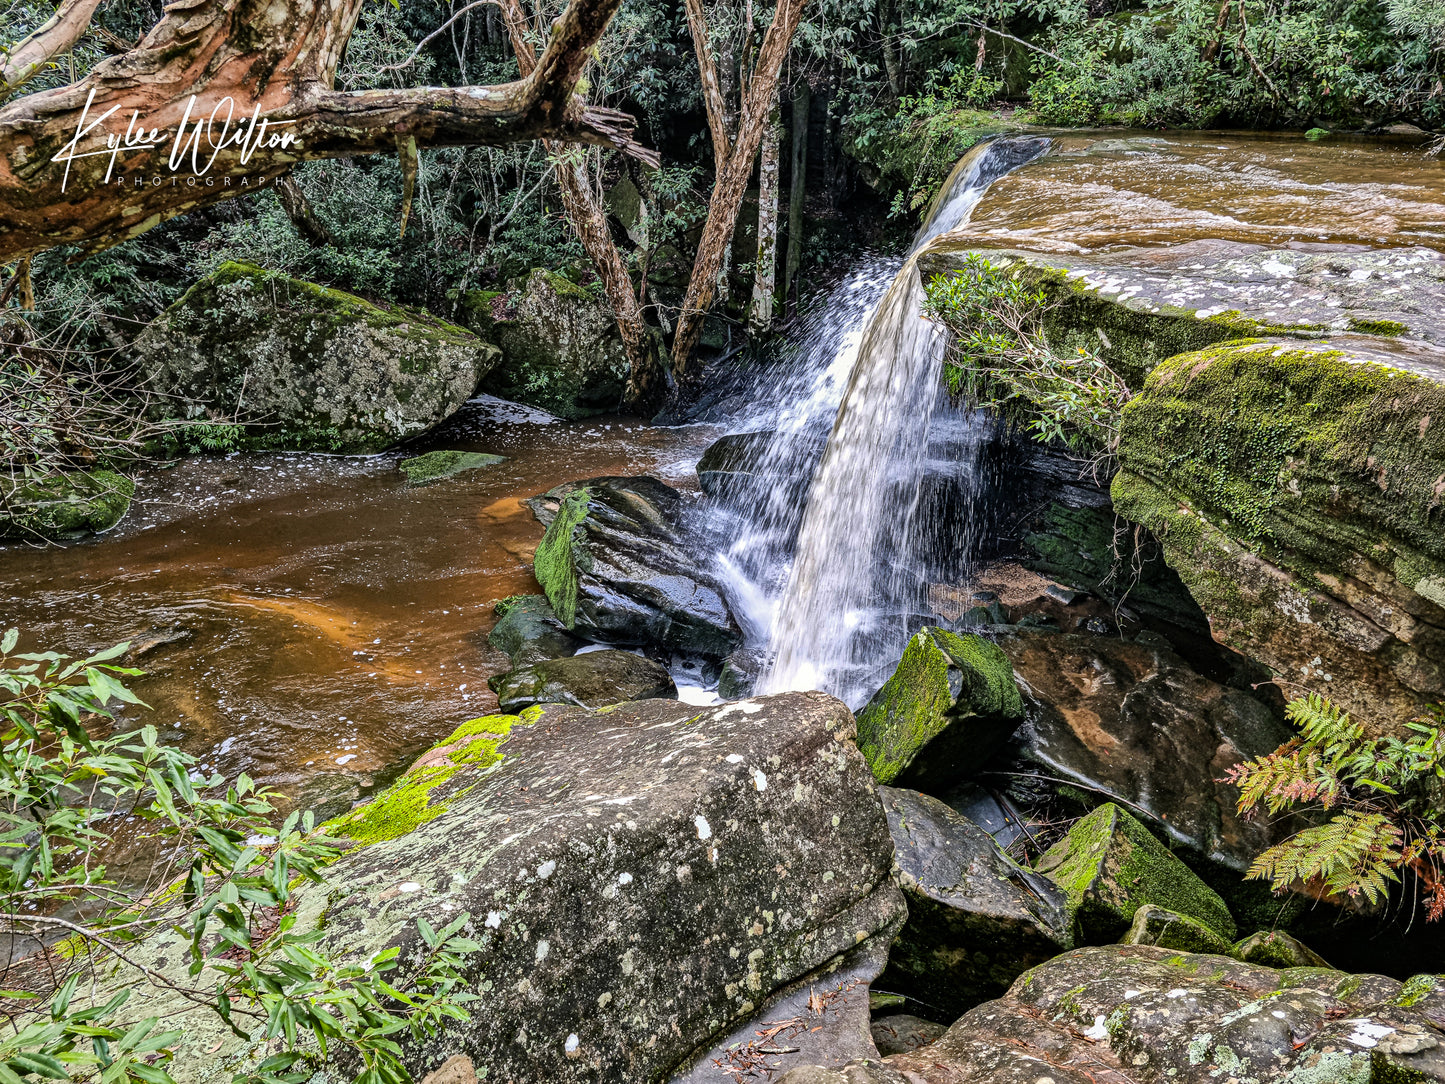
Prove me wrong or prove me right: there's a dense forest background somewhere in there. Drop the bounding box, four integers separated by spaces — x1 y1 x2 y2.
5 0 1444 354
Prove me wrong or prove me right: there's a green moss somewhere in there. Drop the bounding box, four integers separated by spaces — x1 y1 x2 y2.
1112 339 1445 641
533 488 591 628
854 630 955 784
326 711 537 847
0 469 134 540
1346 316 1408 336
928 628 1022 717
1036 803 1237 943
1394 974 1442 1008
1122 905 1235 956
399 450 507 486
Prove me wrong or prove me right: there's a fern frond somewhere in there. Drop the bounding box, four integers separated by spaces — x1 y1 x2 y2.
1287 693 1366 765
1227 741 1342 814
1247 810 1403 902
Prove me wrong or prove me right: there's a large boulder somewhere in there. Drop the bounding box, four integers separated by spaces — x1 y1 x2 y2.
134 263 499 453
102 693 906 1082
997 627 1293 871
462 269 632 420
918 240 1445 388
489 649 677 711
878 787 1070 1018
1035 803 1236 944
1112 339 1445 731
777 945 1445 1084
0 469 133 540
853 627 1024 787
529 476 742 659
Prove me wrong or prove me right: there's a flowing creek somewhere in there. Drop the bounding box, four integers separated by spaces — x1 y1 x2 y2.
4 131 1444 813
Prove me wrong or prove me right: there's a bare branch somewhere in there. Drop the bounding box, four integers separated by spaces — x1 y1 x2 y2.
0 0 104 98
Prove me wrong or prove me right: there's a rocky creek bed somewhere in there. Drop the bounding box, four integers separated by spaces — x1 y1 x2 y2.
5 132 1445 1083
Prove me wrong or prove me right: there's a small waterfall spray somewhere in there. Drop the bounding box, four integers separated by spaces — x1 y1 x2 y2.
743 136 1049 705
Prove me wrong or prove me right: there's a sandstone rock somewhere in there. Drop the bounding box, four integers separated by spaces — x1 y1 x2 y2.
1112 339 1445 732
135 263 499 454
399 450 506 485
870 1015 947 1057
462 269 632 420
776 945 1445 1084
878 786 1070 1018
853 627 1023 787
1121 904 1234 956
997 627 1293 870
530 476 742 659
0 469 133 540
1234 929 1332 969
486 594 586 666
489 649 677 711
102 693 905 1083
1035 803 1236 943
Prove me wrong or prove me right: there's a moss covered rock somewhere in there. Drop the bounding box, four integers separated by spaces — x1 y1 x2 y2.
135 263 499 453
918 242 1445 390
486 594 586 666
398 450 506 485
1036 803 1237 944
777 944 1445 1084
0 469 134 540
1121 904 1235 956
488 648 676 711
878 786 1070 1019
1112 339 1445 730
1233 930 1331 970
854 627 1023 786
461 269 631 420
529 476 741 659
96 693 905 1083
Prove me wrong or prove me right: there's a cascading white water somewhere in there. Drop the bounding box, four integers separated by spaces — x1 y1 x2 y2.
744 136 1050 705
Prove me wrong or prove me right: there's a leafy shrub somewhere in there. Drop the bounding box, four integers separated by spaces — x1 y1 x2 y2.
1226 693 1445 921
922 254 1131 461
0 631 479 1083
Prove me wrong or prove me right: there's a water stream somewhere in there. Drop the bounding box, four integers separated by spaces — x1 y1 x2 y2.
712 137 1049 705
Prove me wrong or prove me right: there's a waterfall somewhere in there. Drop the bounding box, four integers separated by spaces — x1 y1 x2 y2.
736 136 1049 705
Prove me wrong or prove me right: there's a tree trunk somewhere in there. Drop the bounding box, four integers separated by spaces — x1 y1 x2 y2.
748 92 781 332
1202 0 1232 63
0 0 654 264
782 79 808 307
275 173 332 246
671 0 808 378
0 0 104 98
501 0 665 411
685 0 732 166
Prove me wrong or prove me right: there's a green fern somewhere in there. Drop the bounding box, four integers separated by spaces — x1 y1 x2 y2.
1229 694 1445 919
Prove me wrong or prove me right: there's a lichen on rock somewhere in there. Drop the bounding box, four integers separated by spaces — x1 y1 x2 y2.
134 262 500 454
0 469 134 540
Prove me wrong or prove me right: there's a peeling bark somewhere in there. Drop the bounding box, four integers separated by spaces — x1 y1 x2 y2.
748 92 780 332
671 0 807 377
501 0 665 411
685 0 732 166
0 0 654 264
0 0 105 98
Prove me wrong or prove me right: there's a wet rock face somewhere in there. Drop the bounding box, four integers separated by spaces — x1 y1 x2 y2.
122 693 905 1083
134 263 499 454
997 627 1293 870
462 269 631 420
778 945 1445 1084
1113 340 1445 732
919 241 1445 389
529 476 743 660
697 430 826 503
878 787 1070 1018
854 627 1024 788
1035 803 1236 944
489 648 677 711
487 594 587 667
0 469 133 540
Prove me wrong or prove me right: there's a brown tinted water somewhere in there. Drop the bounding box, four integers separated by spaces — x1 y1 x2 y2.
0 397 718 810
963 132 1445 253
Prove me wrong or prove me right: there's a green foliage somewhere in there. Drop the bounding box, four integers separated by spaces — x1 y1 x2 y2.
1227 693 1445 920
922 255 1132 460
0 631 478 1083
